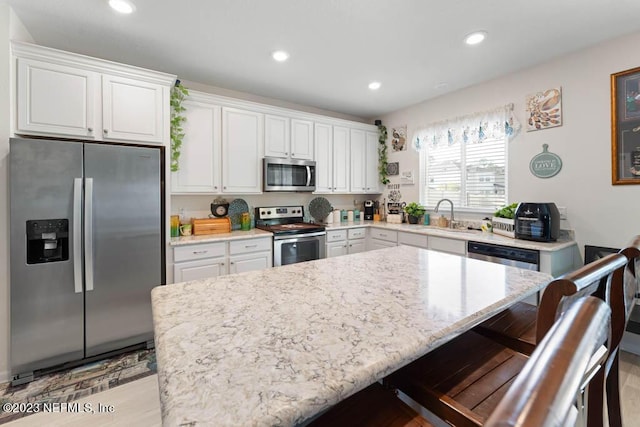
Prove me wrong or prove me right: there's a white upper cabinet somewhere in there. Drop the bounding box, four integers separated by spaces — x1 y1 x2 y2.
290 118 314 160
350 129 366 193
365 130 381 193
314 123 333 193
171 97 222 193
12 41 175 145
265 115 314 160
101 74 165 143
222 107 264 193
332 126 350 193
16 58 99 139
264 114 290 158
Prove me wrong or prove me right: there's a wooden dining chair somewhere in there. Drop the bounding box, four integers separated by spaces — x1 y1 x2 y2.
594 235 640 427
484 296 611 427
384 253 627 427
308 296 611 427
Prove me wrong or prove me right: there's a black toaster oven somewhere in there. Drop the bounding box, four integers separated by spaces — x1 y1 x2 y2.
514 202 560 242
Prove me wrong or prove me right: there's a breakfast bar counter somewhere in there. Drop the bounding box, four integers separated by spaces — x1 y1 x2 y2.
151 246 553 426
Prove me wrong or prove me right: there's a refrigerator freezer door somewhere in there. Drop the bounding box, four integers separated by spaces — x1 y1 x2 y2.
10 138 85 375
83 144 162 357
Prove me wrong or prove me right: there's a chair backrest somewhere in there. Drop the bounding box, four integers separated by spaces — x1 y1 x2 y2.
535 252 627 343
485 296 611 427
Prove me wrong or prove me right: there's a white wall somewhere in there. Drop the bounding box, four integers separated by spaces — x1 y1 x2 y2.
0 4 34 383
379 31 640 253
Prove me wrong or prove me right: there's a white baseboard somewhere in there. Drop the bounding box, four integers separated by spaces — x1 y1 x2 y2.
621 331 640 356
0 369 10 384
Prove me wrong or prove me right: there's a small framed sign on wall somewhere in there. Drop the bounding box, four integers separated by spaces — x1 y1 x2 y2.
611 65 640 184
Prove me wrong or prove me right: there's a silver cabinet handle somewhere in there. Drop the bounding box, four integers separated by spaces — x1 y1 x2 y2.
379 233 387 237
103 129 108 134
192 250 208 254
245 244 258 248
221 262 225 266
73 178 83 294
285 152 288 156
84 178 94 292
230 261 235 265
292 153 295 157
223 186 227 190
214 186 218 189
88 127 93 132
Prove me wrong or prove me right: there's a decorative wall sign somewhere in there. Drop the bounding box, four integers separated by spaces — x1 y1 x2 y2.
400 170 414 184
388 189 402 202
392 126 407 151
526 87 562 131
386 162 399 176
611 66 640 184
529 144 562 178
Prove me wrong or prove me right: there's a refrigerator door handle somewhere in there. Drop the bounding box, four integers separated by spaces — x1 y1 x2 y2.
73 178 83 294
84 177 94 292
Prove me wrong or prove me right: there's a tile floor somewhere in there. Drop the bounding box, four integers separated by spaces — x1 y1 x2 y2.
1 351 639 426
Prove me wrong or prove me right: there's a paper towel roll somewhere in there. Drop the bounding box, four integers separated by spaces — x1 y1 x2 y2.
333 210 341 223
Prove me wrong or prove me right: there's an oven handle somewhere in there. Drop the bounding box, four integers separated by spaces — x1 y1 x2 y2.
273 231 327 242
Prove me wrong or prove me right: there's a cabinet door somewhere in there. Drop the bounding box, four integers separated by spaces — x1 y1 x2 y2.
333 126 350 193
174 258 226 282
222 107 264 193
314 123 333 193
171 99 222 193
429 236 466 255
348 239 366 254
16 58 99 138
102 74 165 143
291 119 314 160
229 252 272 274
327 241 348 258
264 114 290 158
365 131 380 193
350 129 366 193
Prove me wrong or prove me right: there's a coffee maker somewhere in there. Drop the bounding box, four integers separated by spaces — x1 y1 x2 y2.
364 200 375 220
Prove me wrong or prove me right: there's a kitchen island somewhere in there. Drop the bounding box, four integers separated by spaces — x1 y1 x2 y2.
151 245 552 426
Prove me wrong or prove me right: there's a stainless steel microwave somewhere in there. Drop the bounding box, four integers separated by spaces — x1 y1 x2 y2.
263 157 316 192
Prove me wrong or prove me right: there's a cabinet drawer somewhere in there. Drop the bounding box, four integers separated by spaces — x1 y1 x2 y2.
347 228 366 240
398 232 428 249
369 228 397 243
229 238 272 255
429 237 466 255
326 229 347 242
174 242 226 262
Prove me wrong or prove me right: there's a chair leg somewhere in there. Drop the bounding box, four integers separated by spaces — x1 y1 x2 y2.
587 369 605 427
606 354 623 427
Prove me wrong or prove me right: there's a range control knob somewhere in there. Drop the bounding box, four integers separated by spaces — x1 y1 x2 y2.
267 211 272 215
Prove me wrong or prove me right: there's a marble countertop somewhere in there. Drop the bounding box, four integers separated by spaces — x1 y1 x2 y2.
152 246 553 426
326 221 576 252
170 229 273 246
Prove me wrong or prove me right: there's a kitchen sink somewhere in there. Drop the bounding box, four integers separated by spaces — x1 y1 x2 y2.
421 225 479 233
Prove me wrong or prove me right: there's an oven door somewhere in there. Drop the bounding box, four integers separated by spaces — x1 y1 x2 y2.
273 232 326 266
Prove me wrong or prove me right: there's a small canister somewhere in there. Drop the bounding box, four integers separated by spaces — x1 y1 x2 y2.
340 209 348 222
423 213 430 225
241 212 251 230
347 210 354 222
333 209 341 223
359 211 364 221
354 209 360 220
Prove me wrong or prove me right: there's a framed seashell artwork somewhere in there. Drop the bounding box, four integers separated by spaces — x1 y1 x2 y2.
611 66 640 184
525 87 562 132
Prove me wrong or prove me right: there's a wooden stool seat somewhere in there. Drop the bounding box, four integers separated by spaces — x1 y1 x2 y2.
308 383 433 427
474 300 537 355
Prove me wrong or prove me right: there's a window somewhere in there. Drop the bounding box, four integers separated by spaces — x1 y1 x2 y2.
413 104 520 211
420 137 506 209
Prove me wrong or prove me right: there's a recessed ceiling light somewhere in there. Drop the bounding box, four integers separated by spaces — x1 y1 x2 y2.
108 0 135 14
464 31 487 46
368 81 381 90
272 50 290 62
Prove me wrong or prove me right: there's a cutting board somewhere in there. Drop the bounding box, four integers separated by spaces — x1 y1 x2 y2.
192 217 231 235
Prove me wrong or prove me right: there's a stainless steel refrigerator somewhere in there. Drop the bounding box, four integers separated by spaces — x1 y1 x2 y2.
10 137 163 384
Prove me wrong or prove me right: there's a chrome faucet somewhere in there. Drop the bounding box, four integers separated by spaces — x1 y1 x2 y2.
434 198 454 228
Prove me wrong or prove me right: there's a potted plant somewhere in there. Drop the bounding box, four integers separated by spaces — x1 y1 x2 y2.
492 202 518 237
404 202 426 224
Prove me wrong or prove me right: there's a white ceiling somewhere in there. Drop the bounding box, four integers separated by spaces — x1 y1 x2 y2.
7 0 640 120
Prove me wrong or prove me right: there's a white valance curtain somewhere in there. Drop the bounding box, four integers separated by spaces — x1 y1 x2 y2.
412 104 521 151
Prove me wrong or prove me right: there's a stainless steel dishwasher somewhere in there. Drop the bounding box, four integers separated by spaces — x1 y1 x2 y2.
467 241 540 271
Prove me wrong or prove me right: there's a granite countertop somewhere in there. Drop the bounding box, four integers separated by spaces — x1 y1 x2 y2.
152 246 553 426
326 221 576 252
170 228 273 246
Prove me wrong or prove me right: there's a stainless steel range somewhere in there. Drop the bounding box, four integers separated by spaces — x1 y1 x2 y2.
255 205 326 266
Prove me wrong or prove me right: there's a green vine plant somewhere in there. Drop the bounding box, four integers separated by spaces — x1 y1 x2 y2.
377 124 390 184
170 80 189 172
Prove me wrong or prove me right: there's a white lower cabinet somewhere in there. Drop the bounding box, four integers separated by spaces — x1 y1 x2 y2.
172 237 272 283
428 236 466 255
326 229 366 257
368 228 398 251
397 231 428 249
